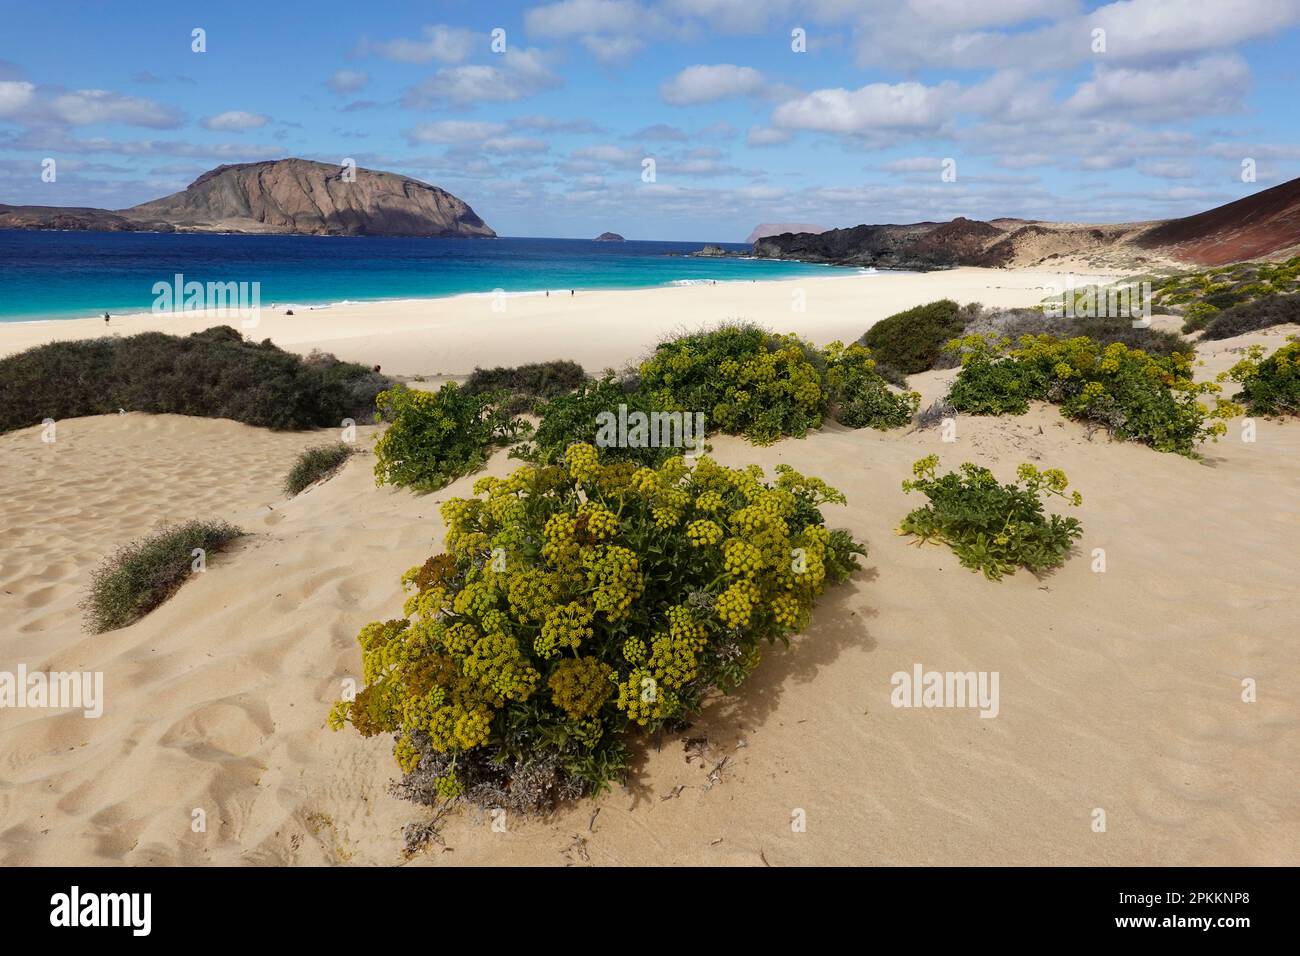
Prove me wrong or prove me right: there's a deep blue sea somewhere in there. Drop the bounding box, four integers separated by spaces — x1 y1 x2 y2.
0 231 844 322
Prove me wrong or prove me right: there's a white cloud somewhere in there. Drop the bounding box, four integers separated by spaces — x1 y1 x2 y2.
0 80 35 117
745 126 791 146
359 24 476 64
402 48 560 107
1065 54 1250 120
772 81 949 133
36 89 183 128
328 69 369 94
201 110 271 131
406 120 506 144
482 136 550 154
880 156 947 173
660 64 765 105
1140 161 1196 179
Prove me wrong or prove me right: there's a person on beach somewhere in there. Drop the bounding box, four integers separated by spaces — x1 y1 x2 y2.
103 312 110 324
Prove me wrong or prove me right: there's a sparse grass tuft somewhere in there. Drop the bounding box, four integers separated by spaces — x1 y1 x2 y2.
284 442 355 495
82 520 244 632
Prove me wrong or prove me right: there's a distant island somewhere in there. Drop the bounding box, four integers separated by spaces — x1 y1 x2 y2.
0 158 495 238
595 232 625 242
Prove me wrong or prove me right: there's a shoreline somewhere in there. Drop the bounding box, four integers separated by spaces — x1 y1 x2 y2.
0 264 1132 375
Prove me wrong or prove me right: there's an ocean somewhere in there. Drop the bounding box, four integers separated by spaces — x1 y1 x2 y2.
0 231 844 322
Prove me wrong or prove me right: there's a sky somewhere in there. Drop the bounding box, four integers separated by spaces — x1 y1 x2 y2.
2 0 1300 242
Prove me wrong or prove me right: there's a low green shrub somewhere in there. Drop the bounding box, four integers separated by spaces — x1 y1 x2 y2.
373 383 527 491
330 443 865 811
860 299 969 374
82 520 243 632
1220 337 1300 416
514 375 679 469
950 307 1194 363
945 334 1240 456
823 341 919 429
639 324 827 444
1201 293 1300 341
0 327 390 434
463 359 589 413
284 442 355 495
897 456 1082 580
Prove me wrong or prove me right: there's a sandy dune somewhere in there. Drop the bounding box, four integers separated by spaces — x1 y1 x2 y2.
1 316 1296 866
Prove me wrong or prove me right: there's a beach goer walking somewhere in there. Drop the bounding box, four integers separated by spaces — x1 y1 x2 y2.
103 312 110 324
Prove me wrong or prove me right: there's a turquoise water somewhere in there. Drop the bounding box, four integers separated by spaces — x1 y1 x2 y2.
0 231 845 321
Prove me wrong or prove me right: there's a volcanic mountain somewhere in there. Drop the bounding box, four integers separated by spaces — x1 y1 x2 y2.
753 176 1300 270
0 159 495 238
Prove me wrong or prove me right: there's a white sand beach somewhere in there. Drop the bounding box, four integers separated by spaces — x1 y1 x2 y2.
0 266 1127 372
1 269 1297 866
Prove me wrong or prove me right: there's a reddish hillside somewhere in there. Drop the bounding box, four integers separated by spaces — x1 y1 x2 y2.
1137 177 1300 265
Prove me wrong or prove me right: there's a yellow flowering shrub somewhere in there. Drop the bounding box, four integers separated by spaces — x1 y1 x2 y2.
330 442 865 810
945 333 1241 456
638 323 914 444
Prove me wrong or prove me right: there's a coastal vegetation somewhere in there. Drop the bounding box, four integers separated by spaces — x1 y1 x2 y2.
859 299 973 374
463 359 589 414
944 333 1240 456
82 520 243 632
639 323 917 443
898 457 1083 581
517 375 675 468
1149 257 1300 332
372 383 526 492
284 442 355 496
0 326 389 434
1200 291 1300 341
330 442 865 811
1221 338 1300 416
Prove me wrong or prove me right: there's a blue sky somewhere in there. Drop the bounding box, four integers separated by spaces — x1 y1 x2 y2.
2 0 1300 241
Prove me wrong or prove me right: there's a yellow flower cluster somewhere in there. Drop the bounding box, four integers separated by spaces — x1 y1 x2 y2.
535 601 594 658
686 518 723 547
583 545 644 621
548 656 614 720
566 442 601 483
462 631 539 703
723 539 764 577
577 501 619 539
716 580 761 628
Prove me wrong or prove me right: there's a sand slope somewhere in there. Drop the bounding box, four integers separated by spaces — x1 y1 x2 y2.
2 316 1299 865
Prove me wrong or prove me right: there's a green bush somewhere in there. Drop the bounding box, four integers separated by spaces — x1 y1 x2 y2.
1221 338 1300 416
823 341 919 429
82 520 243 632
955 307 1193 359
330 443 865 811
1201 293 1300 341
898 456 1082 580
373 383 527 491
639 324 828 443
860 299 969 374
463 359 588 414
283 442 355 496
515 375 679 469
945 334 1240 456
0 327 391 434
